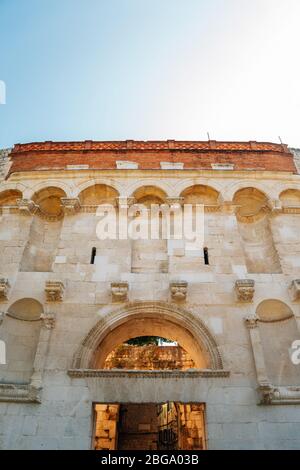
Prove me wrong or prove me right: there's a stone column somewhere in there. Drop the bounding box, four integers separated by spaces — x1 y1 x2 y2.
294 313 300 335
29 313 55 393
245 315 270 386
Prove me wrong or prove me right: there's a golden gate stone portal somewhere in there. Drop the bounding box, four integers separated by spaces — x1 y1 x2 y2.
0 140 300 449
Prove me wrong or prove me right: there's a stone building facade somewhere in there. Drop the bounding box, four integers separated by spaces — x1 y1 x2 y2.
0 140 300 449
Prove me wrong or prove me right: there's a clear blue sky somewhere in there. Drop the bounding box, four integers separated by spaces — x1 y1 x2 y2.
0 0 299 148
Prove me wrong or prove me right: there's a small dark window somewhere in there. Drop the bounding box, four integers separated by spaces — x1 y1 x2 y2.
203 247 209 265
91 247 97 264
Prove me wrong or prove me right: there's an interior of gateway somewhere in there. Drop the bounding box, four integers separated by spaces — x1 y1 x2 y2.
93 402 207 450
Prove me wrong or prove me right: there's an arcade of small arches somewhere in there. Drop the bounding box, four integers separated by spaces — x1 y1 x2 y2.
1 182 300 219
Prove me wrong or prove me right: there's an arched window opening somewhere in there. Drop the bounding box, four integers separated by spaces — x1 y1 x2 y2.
103 336 195 371
203 247 209 265
91 247 97 264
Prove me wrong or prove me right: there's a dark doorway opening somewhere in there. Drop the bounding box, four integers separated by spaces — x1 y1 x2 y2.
93 402 206 450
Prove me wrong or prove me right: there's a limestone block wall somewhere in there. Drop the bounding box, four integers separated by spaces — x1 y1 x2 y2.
0 149 11 181
0 152 300 449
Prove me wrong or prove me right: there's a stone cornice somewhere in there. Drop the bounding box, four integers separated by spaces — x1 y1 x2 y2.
0 383 41 403
68 368 230 379
258 384 300 405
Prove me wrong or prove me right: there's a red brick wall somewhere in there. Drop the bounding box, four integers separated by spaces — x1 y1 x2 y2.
7 140 296 176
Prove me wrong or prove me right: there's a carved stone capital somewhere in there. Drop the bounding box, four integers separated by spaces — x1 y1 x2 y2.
220 202 240 214
40 312 56 329
268 199 282 214
166 197 185 206
170 281 188 301
235 279 255 303
244 314 259 329
61 198 81 215
258 382 275 405
289 279 300 301
117 197 136 208
111 282 129 302
17 199 38 215
0 279 10 301
45 281 65 302
28 384 42 403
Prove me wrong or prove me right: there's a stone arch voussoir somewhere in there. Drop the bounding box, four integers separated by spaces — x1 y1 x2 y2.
71 302 224 370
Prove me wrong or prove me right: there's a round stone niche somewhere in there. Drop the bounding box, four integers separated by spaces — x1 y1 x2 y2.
256 299 293 323
7 298 43 321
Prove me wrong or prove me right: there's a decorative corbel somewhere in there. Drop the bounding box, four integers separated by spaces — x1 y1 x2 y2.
45 281 65 302
235 279 255 303
170 281 188 301
111 282 129 302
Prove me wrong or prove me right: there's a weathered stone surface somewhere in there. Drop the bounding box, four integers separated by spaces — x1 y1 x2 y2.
0 140 300 450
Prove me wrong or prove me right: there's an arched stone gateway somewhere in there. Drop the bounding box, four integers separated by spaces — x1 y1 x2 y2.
71 302 224 371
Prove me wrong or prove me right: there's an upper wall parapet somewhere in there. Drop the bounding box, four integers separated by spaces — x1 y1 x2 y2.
6 140 296 177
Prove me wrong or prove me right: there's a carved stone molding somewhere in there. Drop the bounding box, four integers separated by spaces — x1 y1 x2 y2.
170 281 188 301
40 312 56 329
68 369 230 379
61 197 81 215
17 198 38 215
0 279 10 301
111 282 129 302
45 281 65 302
258 383 300 405
235 279 255 303
289 279 300 301
244 314 259 329
0 383 41 403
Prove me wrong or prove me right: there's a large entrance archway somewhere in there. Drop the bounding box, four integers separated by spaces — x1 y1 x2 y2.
72 302 224 371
